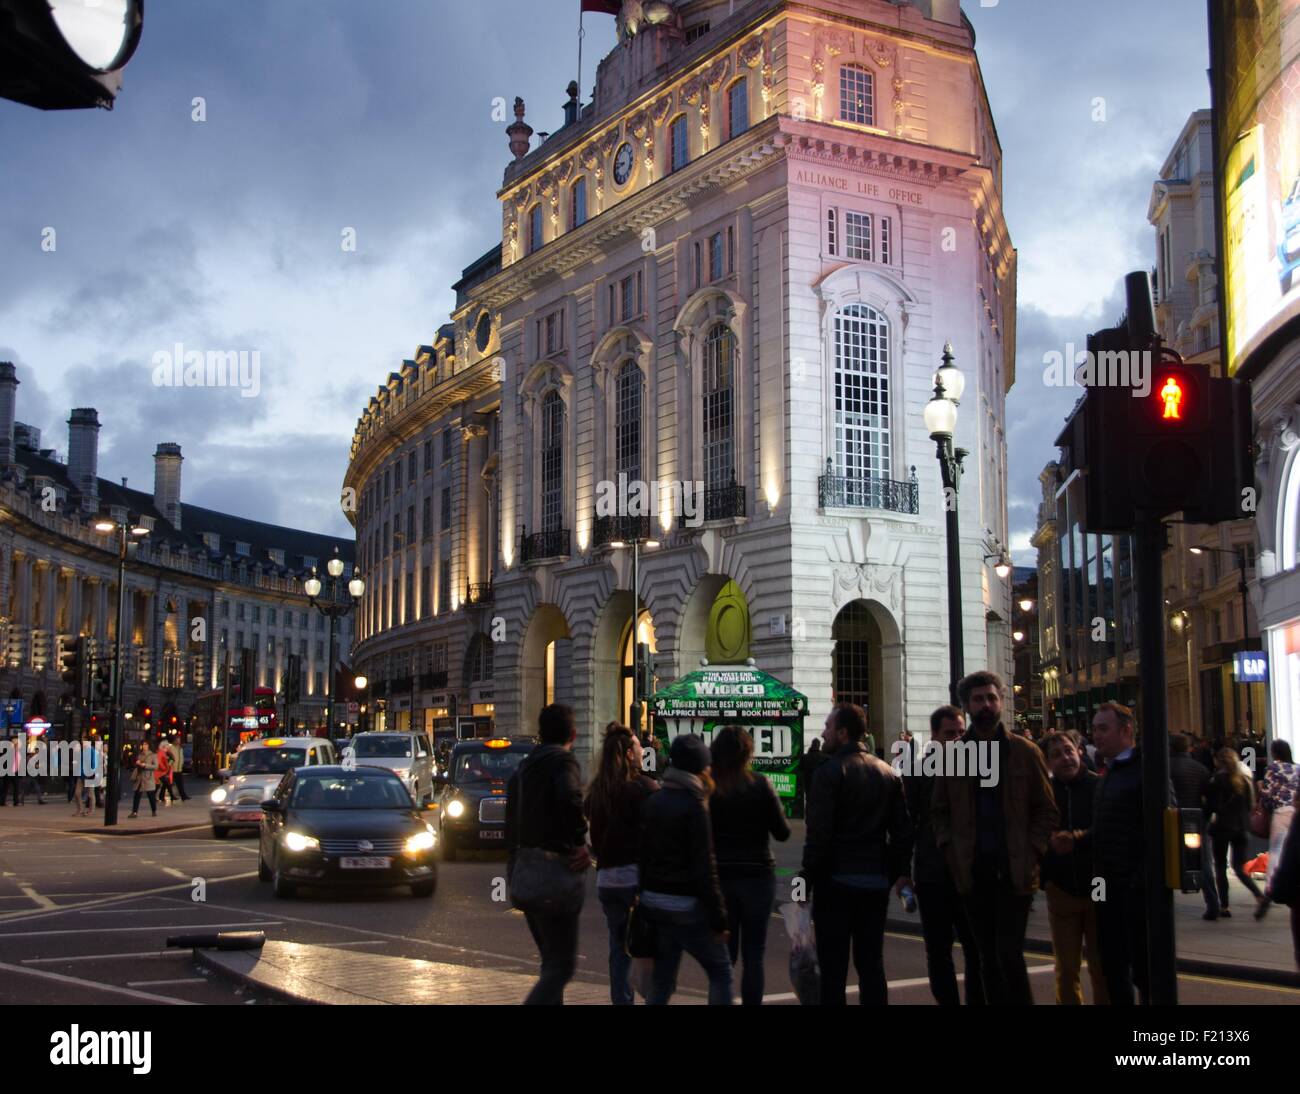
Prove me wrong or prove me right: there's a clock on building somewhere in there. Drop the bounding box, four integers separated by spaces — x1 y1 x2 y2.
612 141 635 187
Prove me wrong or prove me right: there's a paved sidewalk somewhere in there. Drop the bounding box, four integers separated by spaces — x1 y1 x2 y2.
196 940 621 1005
0 790 212 836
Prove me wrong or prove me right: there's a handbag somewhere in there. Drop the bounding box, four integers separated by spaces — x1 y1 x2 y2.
625 899 657 958
1249 803 1270 840
507 767 585 916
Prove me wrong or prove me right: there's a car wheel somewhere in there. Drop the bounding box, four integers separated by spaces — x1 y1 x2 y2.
411 879 436 898
272 869 297 898
258 853 271 882
212 827 229 840
441 829 457 862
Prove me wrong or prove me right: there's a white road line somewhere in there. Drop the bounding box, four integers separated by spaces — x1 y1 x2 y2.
77 906 204 915
0 872 257 923
0 959 196 1005
126 977 208 987
0 920 282 940
320 940 393 948
17 885 54 910
23 950 178 965
160 868 188 879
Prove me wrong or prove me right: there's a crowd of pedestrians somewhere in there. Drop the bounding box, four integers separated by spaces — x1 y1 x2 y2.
505 675 1300 1005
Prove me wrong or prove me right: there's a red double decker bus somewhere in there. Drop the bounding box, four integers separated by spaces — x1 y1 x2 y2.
190 686 278 776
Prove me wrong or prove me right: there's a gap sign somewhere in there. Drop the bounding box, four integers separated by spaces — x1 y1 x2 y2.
1233 651 1268 683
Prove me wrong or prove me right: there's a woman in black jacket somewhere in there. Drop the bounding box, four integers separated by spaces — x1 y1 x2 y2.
584 723 658 1005
708 725 791 1005
1208 748 1266 917
638 733 733 1005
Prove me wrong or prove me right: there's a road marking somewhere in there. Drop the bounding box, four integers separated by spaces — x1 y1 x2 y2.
23 950 177 965
320 940 393 948
0 958 196 1004
0 872 257 923
0 920 281 939
17 885 54 910
160 868 188 879
126 977 208 987
77 906 205 915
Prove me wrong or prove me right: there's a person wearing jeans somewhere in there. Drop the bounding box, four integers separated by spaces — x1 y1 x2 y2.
129 741 158 818
1209 748 1266 914
709 725 790 1006
584 722 658 1005
505 703 590 1006
802 703 912 1006
638 734 732 1005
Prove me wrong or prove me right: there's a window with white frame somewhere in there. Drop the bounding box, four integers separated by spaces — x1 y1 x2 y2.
727 78 749 140
529 204 543 254
709 232 724 281
703 324 735 492
827 208 838 255
616 360 643 486
541 391 565 532
833 304 891 494
670 115 689 173
845 211 873 261
571 177 587 230
840 64 874 126
879 217 892 265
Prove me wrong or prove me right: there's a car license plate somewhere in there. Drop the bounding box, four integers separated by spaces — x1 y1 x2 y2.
233 811 262 822
341 856 391 869
480 830 505 840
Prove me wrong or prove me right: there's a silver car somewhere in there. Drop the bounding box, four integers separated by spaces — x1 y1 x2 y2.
209 737 337 838
343 732 435 804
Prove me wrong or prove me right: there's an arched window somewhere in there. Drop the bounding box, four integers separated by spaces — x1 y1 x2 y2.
727 78 749 140
703 323 735 494
839 64 874 126
541 390 565 532
669 114 689 173
833 304 891 494
528 204 544 254
616 359 643 485
571 177 587 230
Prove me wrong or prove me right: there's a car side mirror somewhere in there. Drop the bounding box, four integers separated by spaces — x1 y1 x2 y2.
261 800 282 813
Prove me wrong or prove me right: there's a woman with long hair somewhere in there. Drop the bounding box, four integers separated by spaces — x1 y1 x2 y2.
1257 739 1298 920
708 724 790 1005
583 722 658 1005
1208 747 1265 917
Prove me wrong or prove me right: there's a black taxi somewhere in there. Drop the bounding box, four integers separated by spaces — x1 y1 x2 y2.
433 737 533 860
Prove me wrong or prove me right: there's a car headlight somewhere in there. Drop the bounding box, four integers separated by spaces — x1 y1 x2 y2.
283 831 320 852
446 798 466 819
405 828 436 853
210 788 228 804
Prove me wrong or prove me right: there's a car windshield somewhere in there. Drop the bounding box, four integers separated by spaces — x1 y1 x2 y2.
454 749 527 783
233 747 306 775
290 773 413 809
351 736 412 759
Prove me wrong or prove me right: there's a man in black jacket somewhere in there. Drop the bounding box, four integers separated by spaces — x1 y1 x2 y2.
900 705 982 1006
504 703 590 1005
802 702 912 1005
1041 732 1107 1004
1170 733 1219 920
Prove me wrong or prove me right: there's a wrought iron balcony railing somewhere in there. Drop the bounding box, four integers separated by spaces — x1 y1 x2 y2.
520 526 570 564
420 670 449 690
592 513 652 548
679 477 746 528
818 462 919 514
465 582 494 606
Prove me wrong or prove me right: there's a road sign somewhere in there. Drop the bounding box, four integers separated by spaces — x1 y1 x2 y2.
3 699 22 728
24 718 51 737
1233 651 1268 682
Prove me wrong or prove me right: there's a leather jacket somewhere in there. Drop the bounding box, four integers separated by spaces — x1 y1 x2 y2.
639 768 727 932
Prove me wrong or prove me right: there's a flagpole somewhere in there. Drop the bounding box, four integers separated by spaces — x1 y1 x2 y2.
577 2 585 110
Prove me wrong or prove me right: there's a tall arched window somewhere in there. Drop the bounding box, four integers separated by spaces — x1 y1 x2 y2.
571 177 587 230
669 114 689 173
616 359 643 486
839 64 874 126
541 390 565 532
703 323 735 495
833 304 891 495
727 78 749 140
529 204 544 254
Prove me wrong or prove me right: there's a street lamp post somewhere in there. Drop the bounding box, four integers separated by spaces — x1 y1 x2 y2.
610 531 659 732
924 344 968 706
93 515 149 827
303 548 363 738
354 675 369 734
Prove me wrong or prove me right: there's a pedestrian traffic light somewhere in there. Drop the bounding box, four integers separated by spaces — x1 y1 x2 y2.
1165 807 1204 893
59 636 89 702
239 648 256 706
284 654 301 706
1063 271 1252 533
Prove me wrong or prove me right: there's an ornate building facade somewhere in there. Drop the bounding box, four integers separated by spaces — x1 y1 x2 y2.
0 363 354 742
345 0 1016 759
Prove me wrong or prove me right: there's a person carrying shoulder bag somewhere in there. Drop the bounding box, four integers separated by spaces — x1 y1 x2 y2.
505 703 590 1005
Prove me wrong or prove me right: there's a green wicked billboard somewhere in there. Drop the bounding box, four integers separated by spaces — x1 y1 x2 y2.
649 663 807 815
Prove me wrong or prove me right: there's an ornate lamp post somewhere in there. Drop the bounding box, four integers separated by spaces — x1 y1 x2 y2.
93 514 149 826
302 547 363 736
923 343 967 705
610 532 660 732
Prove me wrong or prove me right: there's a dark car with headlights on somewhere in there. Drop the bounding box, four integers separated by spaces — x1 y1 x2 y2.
433 738 533 860
257 766 438 898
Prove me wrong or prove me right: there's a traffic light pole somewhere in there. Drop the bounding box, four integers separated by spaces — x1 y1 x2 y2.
1135 511 1177 1004
104 526 127 827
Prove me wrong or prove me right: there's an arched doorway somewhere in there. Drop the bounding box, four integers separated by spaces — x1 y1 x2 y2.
520 604 571 731
830 599 902 748
679 575 750 670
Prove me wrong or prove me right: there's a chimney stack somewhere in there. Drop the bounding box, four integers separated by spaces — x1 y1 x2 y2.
154 442 183 530
0 363 17 468
67 408 101 513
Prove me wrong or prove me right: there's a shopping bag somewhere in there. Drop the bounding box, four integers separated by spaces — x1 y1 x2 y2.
780 900 821 1006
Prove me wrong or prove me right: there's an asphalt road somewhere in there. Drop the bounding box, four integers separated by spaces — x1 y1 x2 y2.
0 818 1295 1007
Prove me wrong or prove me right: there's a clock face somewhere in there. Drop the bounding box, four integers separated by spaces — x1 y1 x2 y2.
613 142 635 186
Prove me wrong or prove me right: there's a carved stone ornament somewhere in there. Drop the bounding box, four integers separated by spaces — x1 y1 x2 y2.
867 38 896 69
821 29 853 57
599 128 622 157
628 108 651 140
739 36 763 69
557 159 573 183
513 186 532 212
705 56 731 89
681 75 704 107
580 144 600 171
652 95 673 124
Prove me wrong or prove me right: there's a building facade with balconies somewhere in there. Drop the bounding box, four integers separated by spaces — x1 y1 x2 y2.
0 363 354 744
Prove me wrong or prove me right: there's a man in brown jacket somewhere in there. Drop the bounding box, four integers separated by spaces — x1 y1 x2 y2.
931 670 1057 1004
